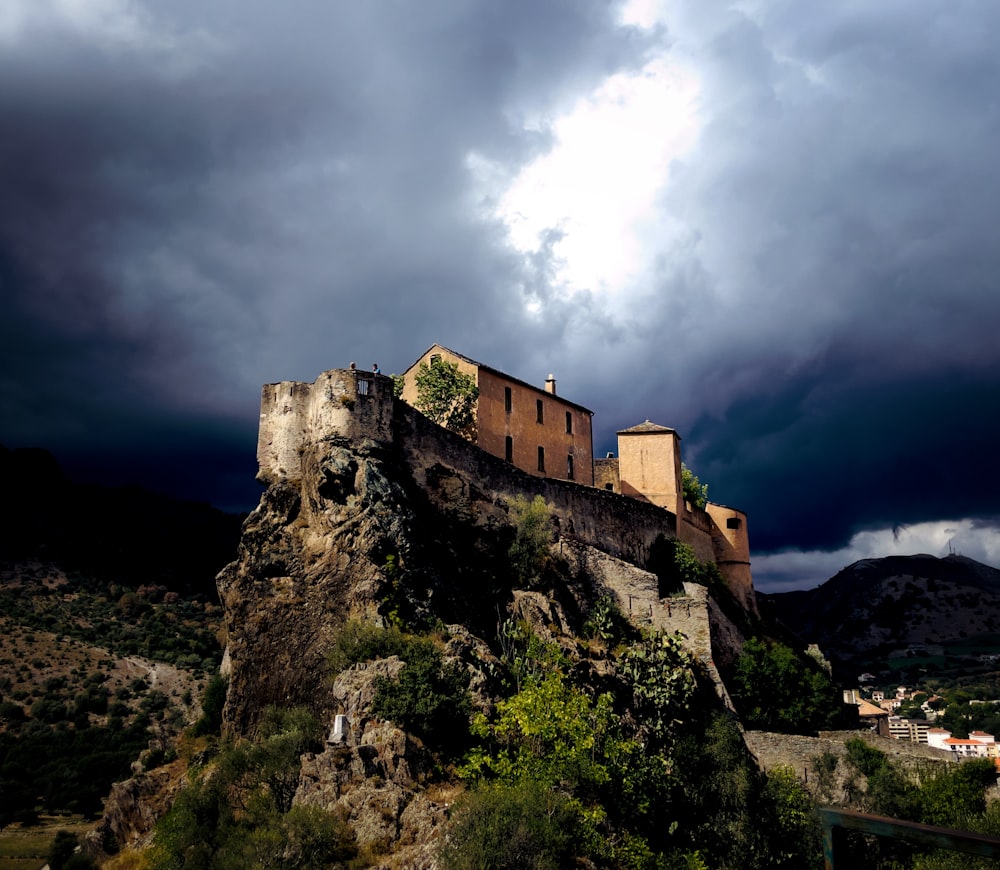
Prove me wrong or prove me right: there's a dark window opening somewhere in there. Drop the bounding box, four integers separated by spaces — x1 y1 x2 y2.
505 436 513 462
604 483 614 491
567 455 574 480
505 387 512 414
726 517 742 530
566 411 572 434
536 399 544 424
356 377 371 397
537 446 545 472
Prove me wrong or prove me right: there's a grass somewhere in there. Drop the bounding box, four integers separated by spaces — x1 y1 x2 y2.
0 816 96 870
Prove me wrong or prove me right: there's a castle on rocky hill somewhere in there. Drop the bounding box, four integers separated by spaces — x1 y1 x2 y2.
258 344 756 614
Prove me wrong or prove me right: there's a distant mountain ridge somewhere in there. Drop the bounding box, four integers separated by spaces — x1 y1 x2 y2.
0 445 242 600
759 553 1000 668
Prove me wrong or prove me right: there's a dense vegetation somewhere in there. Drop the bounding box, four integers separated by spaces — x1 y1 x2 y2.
819 739 1000 869
0 562 224 827
730 637 847 733
0 575 223 671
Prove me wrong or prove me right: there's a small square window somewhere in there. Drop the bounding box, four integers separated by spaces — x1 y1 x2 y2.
726 517 742 529
536 399 544 424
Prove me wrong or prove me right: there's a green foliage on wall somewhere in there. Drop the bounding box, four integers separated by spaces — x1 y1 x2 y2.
681 463 708 510
507 495 553 586
414 357 479 438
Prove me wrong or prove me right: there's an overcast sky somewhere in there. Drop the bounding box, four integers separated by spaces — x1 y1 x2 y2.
2 0 998 592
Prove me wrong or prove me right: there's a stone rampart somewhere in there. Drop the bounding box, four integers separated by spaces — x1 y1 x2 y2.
744 729 955 801
396 401 678 569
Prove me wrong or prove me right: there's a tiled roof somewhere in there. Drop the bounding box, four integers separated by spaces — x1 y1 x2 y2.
617 420 678 435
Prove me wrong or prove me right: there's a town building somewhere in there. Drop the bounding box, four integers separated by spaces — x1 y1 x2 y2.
887 716 931 744
927 728 997 759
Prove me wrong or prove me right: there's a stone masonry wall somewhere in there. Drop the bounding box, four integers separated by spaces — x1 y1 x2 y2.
744 730 955 801
396 400 678 569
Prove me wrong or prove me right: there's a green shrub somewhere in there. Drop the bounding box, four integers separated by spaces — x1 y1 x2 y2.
371 642 470 751
438 780 583 870
507 495 553 585
328 620 413 673
192 673 228 737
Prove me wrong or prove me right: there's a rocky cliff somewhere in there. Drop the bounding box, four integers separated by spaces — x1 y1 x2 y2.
218 370 750 737
197 370 760 861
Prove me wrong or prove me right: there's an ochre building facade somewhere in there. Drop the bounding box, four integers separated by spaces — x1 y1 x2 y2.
400 344 595 486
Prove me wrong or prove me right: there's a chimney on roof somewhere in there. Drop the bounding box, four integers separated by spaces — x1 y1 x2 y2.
545 374 556 395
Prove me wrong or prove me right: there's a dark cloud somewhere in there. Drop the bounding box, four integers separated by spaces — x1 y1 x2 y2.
1 0 998 589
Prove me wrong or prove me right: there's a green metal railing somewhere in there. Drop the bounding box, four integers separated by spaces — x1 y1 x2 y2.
819 807 1000 869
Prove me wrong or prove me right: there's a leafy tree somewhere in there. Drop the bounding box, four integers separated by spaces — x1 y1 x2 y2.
681 464 708 510
461 671 618 795
731 638 841 733
507 495 553 585
762 765 823 868
919 758 995 827
414 358 479 438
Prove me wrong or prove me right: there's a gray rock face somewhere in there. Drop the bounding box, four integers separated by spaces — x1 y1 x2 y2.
217 439 413 735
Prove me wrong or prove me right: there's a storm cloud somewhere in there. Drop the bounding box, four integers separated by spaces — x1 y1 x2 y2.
2 0 998 587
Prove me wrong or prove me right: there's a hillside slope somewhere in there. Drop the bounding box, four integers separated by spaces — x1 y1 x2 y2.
760 553 1000 671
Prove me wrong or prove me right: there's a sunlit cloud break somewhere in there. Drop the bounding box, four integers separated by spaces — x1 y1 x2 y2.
469 55 700 301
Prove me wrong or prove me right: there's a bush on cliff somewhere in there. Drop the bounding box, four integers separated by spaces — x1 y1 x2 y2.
329 621 471 752
371 637 471 752
149 706 353 869
507 495 553 586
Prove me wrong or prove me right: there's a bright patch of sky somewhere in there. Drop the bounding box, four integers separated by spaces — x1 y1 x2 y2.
469 18 700 302
754 520 1000 594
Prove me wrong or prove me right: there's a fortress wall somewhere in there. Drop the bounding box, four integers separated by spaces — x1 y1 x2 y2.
679 516 716 564
593 457 619 492
258 380 312 483
396 402 677 569
258 371 396 484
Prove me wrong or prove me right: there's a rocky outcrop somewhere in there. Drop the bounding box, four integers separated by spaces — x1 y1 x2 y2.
217 434 415 735
87 762 187 859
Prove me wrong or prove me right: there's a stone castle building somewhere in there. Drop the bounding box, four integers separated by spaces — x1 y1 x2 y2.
398 345 754 613
257 348 756 613
400 344 595 486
